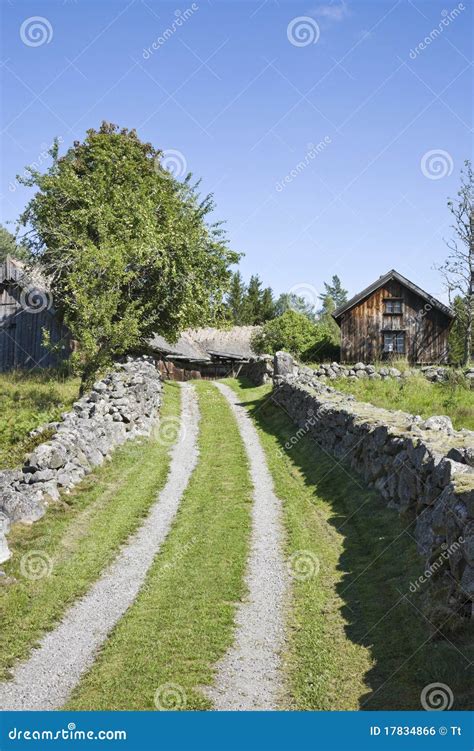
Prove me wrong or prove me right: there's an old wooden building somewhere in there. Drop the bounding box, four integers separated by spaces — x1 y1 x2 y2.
0 256 72 371
332 269 454 364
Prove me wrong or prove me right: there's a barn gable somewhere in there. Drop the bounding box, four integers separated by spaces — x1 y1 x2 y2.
0 256 72 371
332 270 454 364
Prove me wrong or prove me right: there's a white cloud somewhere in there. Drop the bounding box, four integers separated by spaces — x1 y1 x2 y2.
313 0 351 23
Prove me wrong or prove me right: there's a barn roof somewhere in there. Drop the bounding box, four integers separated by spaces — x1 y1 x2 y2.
0 255 49 290
148 326 260 362
332 269 454 322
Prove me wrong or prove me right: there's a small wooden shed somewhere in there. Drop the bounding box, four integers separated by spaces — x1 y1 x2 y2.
0 256 72 371
332 269 455 364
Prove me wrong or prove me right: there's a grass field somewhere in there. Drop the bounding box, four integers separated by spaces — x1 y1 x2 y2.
333 373 474 431
67 381 253 710
0 370 80 469
227 379 473 711
0 382 180 681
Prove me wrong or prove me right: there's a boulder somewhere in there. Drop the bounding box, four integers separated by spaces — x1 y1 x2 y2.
274 351 295 377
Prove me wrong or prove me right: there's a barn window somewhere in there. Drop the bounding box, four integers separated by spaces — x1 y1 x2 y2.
383 331 405 354
384 299 403 314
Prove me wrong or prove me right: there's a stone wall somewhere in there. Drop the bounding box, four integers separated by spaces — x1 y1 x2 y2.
241 356 274 386
272 353 474 626
308 361 474 385
0 357 162 564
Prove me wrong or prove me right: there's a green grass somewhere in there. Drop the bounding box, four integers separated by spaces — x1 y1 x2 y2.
333 373 474 431
0 382 181 681
0 370 80 469
226 378 473 711
67 381 253 711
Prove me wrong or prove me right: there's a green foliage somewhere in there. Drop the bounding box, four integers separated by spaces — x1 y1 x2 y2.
449 295 468 365
318 274 348 311
18 122 238 386
252 310 318 359
0 224 28 262
274 292 315 320
225 272 275 324
225 271 247 324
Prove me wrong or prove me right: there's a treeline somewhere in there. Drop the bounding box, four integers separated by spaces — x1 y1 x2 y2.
224 271 347 327
223 272 348 362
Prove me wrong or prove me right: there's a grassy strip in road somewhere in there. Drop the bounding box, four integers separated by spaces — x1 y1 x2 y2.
67 381 253 710
0 382 180 681
226 379 473 711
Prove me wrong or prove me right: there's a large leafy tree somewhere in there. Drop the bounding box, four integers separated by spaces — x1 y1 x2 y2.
18 122 238 386
436 160 473 366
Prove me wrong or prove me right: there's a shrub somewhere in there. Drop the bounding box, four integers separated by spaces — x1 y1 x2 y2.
252 310 318 359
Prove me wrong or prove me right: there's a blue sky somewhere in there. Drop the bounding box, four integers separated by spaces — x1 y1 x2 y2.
1 0 472 306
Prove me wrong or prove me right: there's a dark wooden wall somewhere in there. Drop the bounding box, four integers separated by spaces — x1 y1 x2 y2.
339 280 452 364
0 282 72 371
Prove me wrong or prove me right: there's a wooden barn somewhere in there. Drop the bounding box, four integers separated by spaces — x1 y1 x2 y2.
0 256 72 371
332 269 455 364
148 326 260 380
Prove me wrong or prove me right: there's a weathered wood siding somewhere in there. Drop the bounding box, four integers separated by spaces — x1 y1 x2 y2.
339 279 452 364
0 281 72 371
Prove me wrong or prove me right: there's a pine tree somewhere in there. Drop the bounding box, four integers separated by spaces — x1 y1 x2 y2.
319 275 348 311
243 274 263 324
260 286 275 322
226 271 247 324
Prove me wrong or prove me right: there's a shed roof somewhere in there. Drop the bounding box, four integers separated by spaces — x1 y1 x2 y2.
332 269 454 322
148 326 260 362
